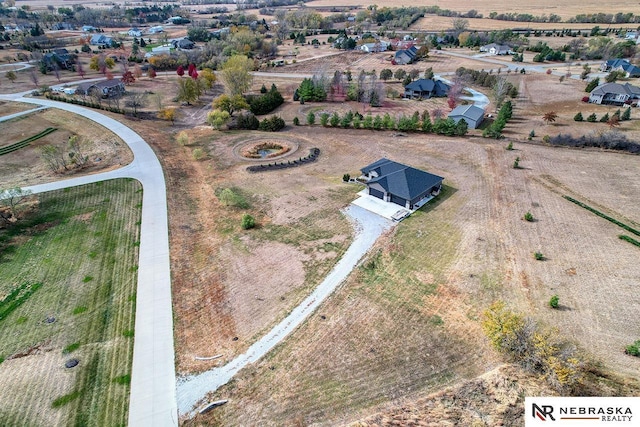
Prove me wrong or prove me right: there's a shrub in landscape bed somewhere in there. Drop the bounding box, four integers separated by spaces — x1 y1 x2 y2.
293 117 300 126
506 141 513 150
534 251 544 260
524 211 534 222
342 173 350 182
549 295 559 309
574 112 584 122
259 116 285 132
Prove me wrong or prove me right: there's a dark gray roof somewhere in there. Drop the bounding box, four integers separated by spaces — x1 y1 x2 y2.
404 79 450 96
362 159 444 200
591 82 640 96
448 104 485 122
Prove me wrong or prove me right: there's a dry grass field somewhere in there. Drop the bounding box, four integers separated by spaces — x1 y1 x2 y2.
165 119 639 425
2 36 640 424
0 109 133 189
307 0 640 22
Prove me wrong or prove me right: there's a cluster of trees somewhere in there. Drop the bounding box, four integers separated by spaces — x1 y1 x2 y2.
489 12 561 23
38 135 89 174
574 107 631 124
455 67 519 99
568 12 640 24
294 78 327 102
483 100 513 139
482 301 585 392
302 109 469 136
531 44 566 62
258 115 285 132
246 84 284 115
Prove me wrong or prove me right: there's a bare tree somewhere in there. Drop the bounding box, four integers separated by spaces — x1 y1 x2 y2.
39 144 69 173
28 68 39 88
125 92 147 117
451 18 469 36
493 76 510 108
0 187 33 224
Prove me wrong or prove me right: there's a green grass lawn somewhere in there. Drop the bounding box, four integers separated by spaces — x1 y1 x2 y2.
0 179 141 427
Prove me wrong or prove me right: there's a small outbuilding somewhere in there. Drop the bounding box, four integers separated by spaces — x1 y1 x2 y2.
448 104 485 129
360 158 443 210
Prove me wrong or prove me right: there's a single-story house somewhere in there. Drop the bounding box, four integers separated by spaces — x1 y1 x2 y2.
360 158 444 210
393 45 418 65
404 78 450 99
171 38 195 49
148 26 164 34
589 82 640 106
128 28 142 37
480 43 513 55
90 34 113 47
359 41 389 53
145 45 172 58
82 25 97 32
75 79 125 98
448 104 485 129
53 22 75 31
42 48 75 71
599 59 640 78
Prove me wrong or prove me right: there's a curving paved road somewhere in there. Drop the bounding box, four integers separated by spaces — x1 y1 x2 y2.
0 95 178 427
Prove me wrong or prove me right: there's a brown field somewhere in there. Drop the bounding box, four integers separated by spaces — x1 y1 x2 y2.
172 115 640 425
307 0 640 22
3 42 640 425
0 108 133 189
411 16 636 32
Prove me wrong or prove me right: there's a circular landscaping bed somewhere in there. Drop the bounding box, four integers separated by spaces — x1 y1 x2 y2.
240 140 291 159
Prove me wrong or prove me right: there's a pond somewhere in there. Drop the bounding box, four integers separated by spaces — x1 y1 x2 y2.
258 148 280 158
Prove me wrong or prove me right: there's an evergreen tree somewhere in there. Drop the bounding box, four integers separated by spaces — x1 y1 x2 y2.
622 107 631 121
573 112 584 121
585 77 599 93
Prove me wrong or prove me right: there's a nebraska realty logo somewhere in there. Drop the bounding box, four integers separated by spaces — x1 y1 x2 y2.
525 397 640 426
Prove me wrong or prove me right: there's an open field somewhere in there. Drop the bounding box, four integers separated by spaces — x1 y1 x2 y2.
0 179 141 426
169 124 640 425
411 16 637 32
306 0 640 22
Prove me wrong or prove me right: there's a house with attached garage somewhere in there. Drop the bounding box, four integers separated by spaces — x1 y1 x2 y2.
589 82 640 106
75 79 125 98
479 43 513 55
599 59 640 78
360 158 443 210
448 104 485 129
392 45 418 65
404 78 450 99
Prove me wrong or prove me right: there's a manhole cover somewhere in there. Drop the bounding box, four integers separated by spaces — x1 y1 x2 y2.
45 316 56 324
65 358 79 369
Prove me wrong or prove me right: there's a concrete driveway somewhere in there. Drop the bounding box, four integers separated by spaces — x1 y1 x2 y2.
176 205 393 417
1 95 178 427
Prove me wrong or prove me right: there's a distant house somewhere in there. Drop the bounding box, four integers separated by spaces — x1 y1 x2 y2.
404 79 450 99
480 43 513 55
75 79 125 98
171 38 195 50
448 104 485 129
393 45 418 65
359 41 389 53
360 158 444 210
53 22 75 31
589 82 640 106
145 45 172 58
90 34 113 47
166 16 190 25
128 28 142 37
148 26 164 34
210 27 230 38
82 25 97 32
599 59 640 78
42 48 75 71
